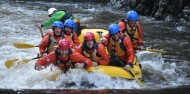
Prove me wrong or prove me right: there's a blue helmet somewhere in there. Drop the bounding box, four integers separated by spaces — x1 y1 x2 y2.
126 10 138 21
108 24 120 35
64 19 74 28
52 21 63 28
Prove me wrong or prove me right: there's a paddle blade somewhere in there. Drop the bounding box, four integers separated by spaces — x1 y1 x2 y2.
48 73 59 81
146 48 167 54
13 43 36 48
135 77 145 87
5 57 38 69
130 69 145 87
5 59 19 69
22 59 31 63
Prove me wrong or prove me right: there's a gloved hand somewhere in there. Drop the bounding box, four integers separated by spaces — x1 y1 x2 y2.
75 63 84 68
42 53 47 57
35 65 45 71
92 62 99 70
123 65 131 71
74 46 78 49
36 23 42 29
92 62 98 66
100 38 106 44
137 45 146 51
123 62 133 71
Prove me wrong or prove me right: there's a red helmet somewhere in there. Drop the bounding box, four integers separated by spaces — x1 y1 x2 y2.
58 39 70 50
83 32 95 41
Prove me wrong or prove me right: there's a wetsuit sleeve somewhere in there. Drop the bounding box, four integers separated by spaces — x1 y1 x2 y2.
76 44 83 53
118 21 126 32
72 32 80 46
102 33 110 45
41 11 66 27
44 29 53 37
39 35 49 55
97 44 109 65
123 37 135 64
136 22 143 46
70 49 93 68
35 52 56 66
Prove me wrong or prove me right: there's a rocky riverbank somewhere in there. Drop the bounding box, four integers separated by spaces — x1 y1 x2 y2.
110 0 190 22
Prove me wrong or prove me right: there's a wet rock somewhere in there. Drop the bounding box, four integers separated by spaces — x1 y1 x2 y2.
109 0 190 22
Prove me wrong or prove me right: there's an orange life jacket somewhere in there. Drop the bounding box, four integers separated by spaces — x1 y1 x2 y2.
119 19 143 48
82 42 101 62
54 48 74 71
46 34 64 54
108 35 126 57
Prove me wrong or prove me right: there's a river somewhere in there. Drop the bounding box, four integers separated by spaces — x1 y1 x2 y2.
0 0 190 93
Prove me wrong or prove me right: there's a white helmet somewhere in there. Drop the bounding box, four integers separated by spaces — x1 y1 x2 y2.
48 8 57 16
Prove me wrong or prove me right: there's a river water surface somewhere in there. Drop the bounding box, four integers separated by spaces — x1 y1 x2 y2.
0 0 190 93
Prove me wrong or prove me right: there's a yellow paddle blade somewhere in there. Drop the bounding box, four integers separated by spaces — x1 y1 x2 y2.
130 69 145 87
22 59 32 63
13 43 36 49
5 59 19 69
48 73 59 81
146 48 167 54
5 57 38 69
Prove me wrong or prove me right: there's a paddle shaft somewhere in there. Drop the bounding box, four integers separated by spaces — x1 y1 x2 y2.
97 31 125 66
136 46 166 54
39 27 44 38
5 56 41 69
105 39 144 86
31 56 41 60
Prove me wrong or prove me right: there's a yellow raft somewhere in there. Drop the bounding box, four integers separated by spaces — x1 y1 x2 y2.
78 29 142 79
78 28 108 43
49 29 142 81
85 56 142 79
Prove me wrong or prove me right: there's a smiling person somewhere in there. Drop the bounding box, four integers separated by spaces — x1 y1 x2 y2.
38 21 72 57
35 39 93 71
100 24 135 71
118 10 145 53
76 32 109 66
63 19 80 48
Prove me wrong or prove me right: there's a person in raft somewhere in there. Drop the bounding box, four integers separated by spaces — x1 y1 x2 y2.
62 19 80 48
76 32 109 66
118 10 145 53
38 21 73 57
44 19 80 49
100 24 135 71
37 8 81 36
35 39 93 71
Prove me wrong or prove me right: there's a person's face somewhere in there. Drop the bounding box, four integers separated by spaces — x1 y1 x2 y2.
60 49 69 57
111 32 120 41
54 27 62 36
128 20 136 27
64 26 72 35
86 40 94 48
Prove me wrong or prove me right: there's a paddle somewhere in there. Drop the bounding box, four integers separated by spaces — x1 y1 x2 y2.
39 27 44 38
14 24 61 49
97 31 145 87
36 23 44 38
13 43 38 49
145 48 167 54
5 56 40 69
